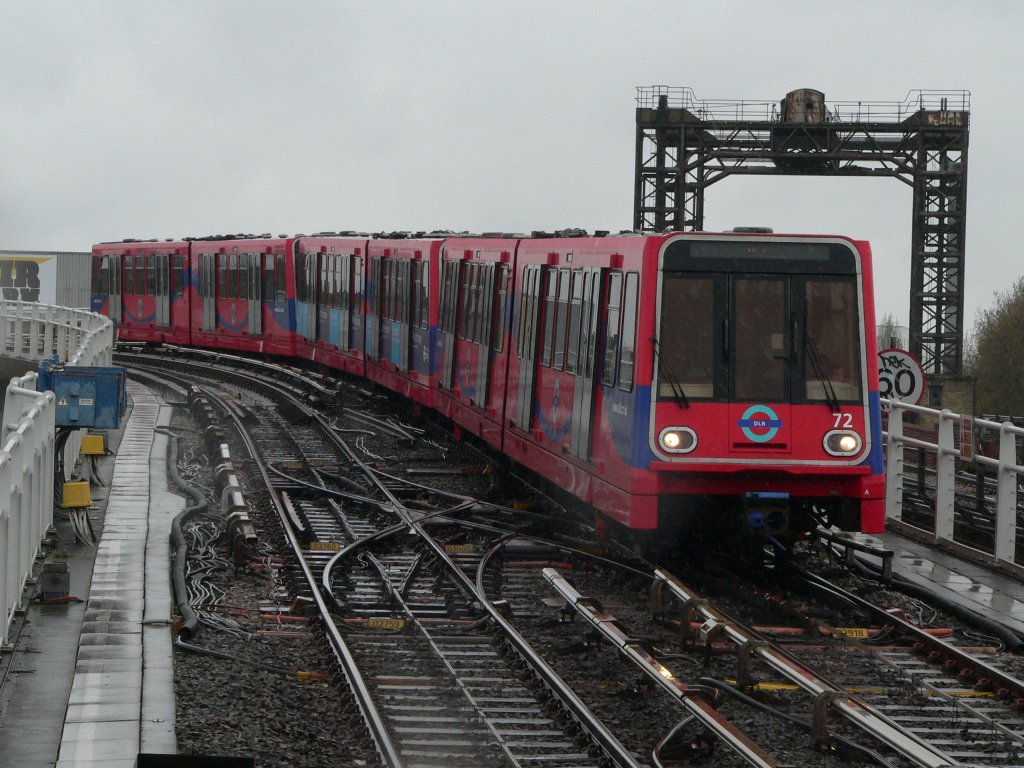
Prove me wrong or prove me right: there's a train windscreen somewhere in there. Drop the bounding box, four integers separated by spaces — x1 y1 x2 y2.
657 239 862 405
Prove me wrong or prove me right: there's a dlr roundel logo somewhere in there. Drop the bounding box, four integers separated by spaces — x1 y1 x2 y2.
738 404 782 443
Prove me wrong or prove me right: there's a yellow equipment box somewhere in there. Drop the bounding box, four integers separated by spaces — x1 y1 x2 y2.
62 481 92 509
80 434 107 456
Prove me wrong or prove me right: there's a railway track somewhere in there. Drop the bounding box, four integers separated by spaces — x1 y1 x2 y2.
116 346 1024 767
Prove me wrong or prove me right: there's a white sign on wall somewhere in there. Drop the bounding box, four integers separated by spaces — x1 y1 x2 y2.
878 347 925 406
0 256 56 304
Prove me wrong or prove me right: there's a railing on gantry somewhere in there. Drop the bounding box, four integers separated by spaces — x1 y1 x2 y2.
884 400 1024 573
1 301 114 644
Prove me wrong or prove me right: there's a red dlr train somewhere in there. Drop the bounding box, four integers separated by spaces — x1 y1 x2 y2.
92 229 885 547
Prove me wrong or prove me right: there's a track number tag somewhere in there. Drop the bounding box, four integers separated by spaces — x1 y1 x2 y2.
368 618 405 630
834 627 870 639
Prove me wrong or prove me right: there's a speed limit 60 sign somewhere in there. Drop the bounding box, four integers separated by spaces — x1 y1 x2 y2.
878 348 925 406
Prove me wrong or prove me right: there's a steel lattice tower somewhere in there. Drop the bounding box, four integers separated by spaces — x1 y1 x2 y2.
633 87 970 394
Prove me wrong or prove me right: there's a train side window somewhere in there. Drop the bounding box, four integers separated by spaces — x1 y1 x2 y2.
276 253 286 303
552 268 570 370
390 259 399 321
418 261 429 328
130 255 142 295
339 256 348 309
480 263 494 345
262 254 274 300
542 269 557 367
411 261 422 328
565 269 584 374
226 254 238 300
353 256 363 311
238 254 251 300
516 267 530 358
458 262 470 340
322 255 332 309
146 255 156 296
295 253 307 302
468 264 479 342
91 256 103 294
172 255 184 298
463 263 474 341
439 263 451 332
473 264 484 343
339 256 349 312
420 261 429 328
603 271 623 386
617 272 638 391
493 264 509 352
322 255 330 308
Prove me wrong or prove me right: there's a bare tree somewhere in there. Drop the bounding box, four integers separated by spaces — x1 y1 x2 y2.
876 312 902 351
971 277 1024 415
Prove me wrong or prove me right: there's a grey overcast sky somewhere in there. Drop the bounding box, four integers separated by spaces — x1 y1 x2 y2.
1 1 1019 333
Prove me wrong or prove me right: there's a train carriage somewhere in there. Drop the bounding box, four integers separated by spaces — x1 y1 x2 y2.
190 236 297 356
91 240 191 345
504 231 884 539
504 235 650 524
363 237 441 407
433 237 518 450
295 235 368 376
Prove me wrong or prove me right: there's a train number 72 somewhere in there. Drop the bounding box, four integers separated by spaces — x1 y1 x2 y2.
833 412 853 429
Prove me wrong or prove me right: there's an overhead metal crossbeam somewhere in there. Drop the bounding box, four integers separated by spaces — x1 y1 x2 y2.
633 87 970 382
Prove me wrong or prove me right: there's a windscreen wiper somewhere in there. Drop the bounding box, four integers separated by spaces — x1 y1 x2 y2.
650 336 689 409
804 334 840 413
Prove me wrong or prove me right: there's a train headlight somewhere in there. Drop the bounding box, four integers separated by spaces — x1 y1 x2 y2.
824 430 862 456
659 427 697 454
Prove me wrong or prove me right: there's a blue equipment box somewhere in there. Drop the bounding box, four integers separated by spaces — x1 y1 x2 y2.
37 357 127 429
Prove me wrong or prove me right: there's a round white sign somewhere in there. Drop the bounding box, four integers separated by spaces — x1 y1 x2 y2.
877 348 925 406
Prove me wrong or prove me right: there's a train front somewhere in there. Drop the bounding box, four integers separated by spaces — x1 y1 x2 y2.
648 232 884 543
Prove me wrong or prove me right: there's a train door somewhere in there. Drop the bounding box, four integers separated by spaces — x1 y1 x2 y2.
514 264 544 430
474 263 497 404
486 263 511 407
367 256 381 360
199 253 216 332
316 253 331 345
438 259 460 389
246 254 262 336
351 255 364 352
338 254 351 351
153 254 169 327
569 267 605 460
109 254 123 323
398 259 411 371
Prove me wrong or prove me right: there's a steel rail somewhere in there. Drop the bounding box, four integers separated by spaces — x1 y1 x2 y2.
201 385 405 768
801 568 1024 704
652 569 957 768
543 568 779 768
479 541 645 768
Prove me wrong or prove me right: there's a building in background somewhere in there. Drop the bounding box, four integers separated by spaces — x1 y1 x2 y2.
0 250 91 308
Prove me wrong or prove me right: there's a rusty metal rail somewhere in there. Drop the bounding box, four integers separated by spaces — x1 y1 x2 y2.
544 568 780 768
651 568 957 768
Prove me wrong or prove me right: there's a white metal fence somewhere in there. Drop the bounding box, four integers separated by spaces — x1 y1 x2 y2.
1 301 114 644
885 400 1024 573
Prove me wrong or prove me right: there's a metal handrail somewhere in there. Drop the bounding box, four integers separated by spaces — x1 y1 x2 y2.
635 86 970 123
884 399 1024 568
1 301 113 645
